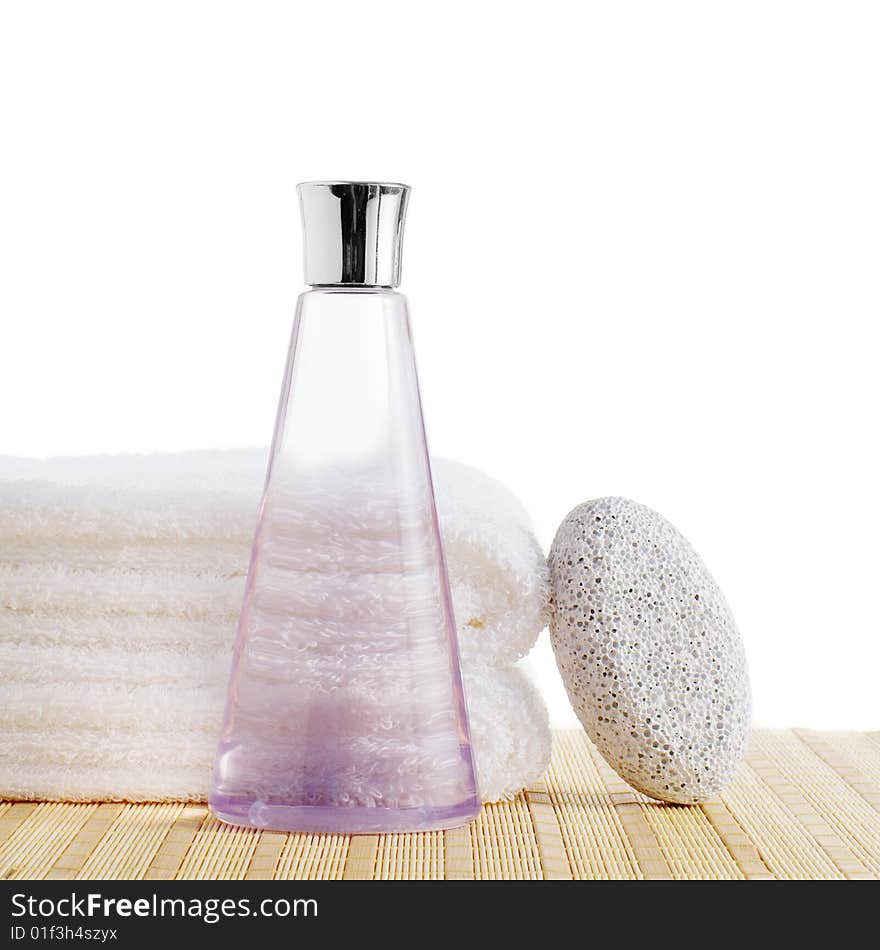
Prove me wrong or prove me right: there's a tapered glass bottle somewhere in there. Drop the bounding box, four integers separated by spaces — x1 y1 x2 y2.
210 182 479 833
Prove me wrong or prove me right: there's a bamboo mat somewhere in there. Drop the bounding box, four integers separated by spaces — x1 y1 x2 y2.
2 729 878 881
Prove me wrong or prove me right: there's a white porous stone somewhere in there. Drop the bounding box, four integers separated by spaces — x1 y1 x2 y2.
548 497 751 803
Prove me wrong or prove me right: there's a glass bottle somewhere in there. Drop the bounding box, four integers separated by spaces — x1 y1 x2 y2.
209 181 479 833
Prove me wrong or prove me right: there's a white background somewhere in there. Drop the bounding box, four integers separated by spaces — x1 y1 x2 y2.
1 2 877 728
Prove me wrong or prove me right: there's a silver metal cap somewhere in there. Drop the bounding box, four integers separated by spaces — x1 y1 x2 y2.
297 181 410 287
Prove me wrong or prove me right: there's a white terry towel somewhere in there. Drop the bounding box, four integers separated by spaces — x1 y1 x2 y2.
0 450 550 804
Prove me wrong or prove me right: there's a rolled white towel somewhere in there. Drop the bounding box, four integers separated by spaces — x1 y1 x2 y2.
464 662 551 802
436 460 550 666
0 650 548 805
0 450 548 666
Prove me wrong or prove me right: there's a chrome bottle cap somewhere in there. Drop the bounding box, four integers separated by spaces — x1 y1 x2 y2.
297 181 410 288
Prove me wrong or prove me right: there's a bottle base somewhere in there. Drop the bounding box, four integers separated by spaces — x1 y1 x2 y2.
208 793 481 835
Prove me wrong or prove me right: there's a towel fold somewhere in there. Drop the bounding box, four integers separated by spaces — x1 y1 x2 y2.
0 449 550 803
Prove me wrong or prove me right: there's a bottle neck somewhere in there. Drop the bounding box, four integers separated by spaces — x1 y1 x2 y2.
305 285 400 294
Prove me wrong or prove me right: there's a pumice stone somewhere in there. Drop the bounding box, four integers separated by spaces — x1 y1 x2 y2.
548 497 751 803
